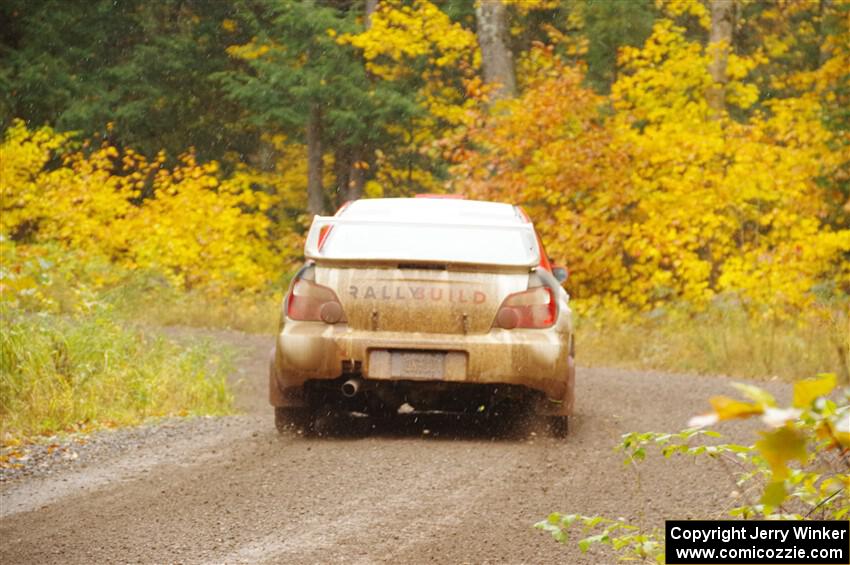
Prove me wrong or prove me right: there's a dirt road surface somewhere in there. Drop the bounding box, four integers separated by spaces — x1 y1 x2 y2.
1 330 788 564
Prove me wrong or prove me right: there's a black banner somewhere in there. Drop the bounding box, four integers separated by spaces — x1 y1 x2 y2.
665 520 849 564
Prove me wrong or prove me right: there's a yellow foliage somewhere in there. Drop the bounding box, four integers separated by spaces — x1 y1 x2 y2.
451 23 850 318
226 39 272 61
339 0 483 196
339 0 480 124
755 426 808 480
793 373 838 409
122 153 276 291
0 121 290 293
656 0 711 29
611 22 849 314
227 134 310 267
1 122 136 257
709 396 764 420
341 0 478 80
503 0 560 10
221 18 237 33
4 4 848 323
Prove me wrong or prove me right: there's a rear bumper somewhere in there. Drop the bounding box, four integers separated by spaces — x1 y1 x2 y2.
269 320 574 414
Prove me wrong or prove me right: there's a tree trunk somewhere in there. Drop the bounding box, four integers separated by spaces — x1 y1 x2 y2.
365 0 378 28
342 0 378 203
306 104 325 215
475 0 516 102
707 0 734 117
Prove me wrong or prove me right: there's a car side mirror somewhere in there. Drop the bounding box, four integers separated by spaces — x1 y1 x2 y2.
553 266 568 283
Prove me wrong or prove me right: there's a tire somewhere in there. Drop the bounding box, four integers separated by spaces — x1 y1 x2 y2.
548 415 569 438
311 408 337 437
274 406 312 434
310 405 361 437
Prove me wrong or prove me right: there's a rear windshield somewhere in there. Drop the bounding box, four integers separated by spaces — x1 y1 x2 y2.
316 222 540 267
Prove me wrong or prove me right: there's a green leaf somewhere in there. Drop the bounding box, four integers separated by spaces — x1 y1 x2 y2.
761 480 788 507
724 443 754 453
579 534 605 552
560 514 578 527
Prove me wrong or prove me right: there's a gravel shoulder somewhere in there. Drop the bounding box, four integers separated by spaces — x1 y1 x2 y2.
0 329 790 564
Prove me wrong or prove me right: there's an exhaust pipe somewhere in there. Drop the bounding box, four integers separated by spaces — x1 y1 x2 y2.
341 378 362 398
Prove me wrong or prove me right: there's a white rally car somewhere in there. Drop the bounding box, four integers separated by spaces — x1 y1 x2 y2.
270 197 575 436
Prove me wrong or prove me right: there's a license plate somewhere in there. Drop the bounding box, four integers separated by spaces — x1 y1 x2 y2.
391 351 445 379
369 350 466 381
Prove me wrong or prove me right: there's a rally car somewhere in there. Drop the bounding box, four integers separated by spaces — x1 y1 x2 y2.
269 197 575 436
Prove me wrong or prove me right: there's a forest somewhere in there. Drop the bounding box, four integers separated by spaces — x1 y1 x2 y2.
1 0 849 393
2 4 850 560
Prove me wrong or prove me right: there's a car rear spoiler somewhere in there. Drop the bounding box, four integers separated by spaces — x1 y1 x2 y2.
303 215 541 268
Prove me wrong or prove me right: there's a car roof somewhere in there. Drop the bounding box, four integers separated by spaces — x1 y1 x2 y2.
339 198 526 225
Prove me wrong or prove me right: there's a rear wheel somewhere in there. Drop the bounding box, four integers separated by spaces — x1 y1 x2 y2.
547 415 569 438
310 405 372 437
274 406 313 434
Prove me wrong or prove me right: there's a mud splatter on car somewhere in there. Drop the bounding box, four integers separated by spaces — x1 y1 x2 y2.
270 197 575 436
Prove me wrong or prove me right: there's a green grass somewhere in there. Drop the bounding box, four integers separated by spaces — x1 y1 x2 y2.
102 271 282 334
577 304 849 382
0 310 233 441
0 241 284 335
117 286 280 334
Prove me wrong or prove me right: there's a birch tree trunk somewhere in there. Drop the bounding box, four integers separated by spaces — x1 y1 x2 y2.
365 0 378 29
475 0 515 102
707 0 734 117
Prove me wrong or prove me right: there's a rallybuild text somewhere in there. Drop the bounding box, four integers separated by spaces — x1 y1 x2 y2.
665 520 849 564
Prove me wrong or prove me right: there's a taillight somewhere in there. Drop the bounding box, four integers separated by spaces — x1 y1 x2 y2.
317 225 333 251
286 278 347 324
494 286 556 329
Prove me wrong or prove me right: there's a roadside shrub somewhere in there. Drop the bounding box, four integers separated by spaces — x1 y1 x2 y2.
0 239 282 333
537 374 850 562
0 120 301 293
577 298 850 382
0 309 233 441
107 279 282 335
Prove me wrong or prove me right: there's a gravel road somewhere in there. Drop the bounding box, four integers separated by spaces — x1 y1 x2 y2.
0 329 789 564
